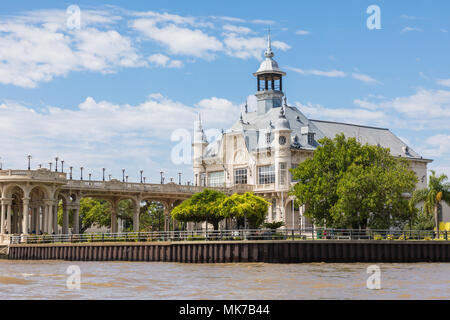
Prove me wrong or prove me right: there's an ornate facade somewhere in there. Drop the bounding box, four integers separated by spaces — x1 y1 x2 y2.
192 33 432 228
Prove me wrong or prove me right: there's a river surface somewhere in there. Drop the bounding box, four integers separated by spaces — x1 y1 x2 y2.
0 260 448 299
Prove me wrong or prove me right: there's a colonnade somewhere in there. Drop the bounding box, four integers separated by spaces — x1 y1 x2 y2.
0 198 81 235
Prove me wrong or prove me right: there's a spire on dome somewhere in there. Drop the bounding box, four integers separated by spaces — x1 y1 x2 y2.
264 27 274 59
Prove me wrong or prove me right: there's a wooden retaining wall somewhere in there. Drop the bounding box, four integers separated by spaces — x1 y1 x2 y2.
7 240 450 263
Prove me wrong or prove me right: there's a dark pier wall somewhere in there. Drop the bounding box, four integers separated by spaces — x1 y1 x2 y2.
8 241 450 263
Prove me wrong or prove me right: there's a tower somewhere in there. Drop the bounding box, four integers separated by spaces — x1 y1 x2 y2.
192 114 208 186
253 30 286 115
274 104 292 191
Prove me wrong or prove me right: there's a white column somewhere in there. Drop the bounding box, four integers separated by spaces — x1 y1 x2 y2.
6 204 12 234
47 204 53 234
133 205 140 232
22 199 30 235
30 207 35 234
43 205 48 234
73 207 80 234
111 203 117 233
62 205 69 234
53 203 58 234
0 201 5 234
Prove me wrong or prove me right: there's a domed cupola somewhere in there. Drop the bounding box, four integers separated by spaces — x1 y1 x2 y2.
253 30 286 115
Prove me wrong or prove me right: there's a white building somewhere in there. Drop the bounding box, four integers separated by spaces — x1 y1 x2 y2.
193 33 437 229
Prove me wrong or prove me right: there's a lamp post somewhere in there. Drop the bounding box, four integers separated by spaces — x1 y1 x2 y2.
80 167 84 180
39 164 42 169
126 175 128 182
49 162 52 171
140 170 143 183
102 168 105 181
55 157 59 172
69 167 73 180
108 174 111 181
0 157 2 170
27 155 32 170
122 169 125 182
143 177 146 183
89 173 92 181
178 171 182 185
160 170 164 184
61 160 64 172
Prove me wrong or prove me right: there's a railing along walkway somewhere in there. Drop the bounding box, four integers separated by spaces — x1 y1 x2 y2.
8 228 450 244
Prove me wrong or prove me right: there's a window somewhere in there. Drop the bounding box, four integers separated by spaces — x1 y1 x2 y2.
308 133 315 145
234 168 247 185
208 171 225 187
258 165 275 184
266 132 271 146
279 162 287 186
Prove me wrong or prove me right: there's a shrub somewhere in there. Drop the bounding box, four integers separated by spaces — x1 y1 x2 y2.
386 234 395 240
373 233 383 240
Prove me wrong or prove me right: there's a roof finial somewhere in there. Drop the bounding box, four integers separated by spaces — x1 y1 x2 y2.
245 100 248 113
264 26 274 59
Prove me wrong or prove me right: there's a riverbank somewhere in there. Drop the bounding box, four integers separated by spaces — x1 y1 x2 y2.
8 240 450 263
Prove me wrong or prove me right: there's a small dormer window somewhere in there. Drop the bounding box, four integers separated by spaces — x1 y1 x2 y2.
308 133 314 145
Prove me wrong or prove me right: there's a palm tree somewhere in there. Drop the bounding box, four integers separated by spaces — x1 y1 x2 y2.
410 170 450 236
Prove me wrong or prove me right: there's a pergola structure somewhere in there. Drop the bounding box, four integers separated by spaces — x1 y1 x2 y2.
0 169 252 242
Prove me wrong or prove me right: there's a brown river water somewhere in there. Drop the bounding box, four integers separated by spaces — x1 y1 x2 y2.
0 260 448 299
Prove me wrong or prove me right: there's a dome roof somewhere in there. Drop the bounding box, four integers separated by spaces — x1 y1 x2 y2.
253 31 286 76
255 58 285 75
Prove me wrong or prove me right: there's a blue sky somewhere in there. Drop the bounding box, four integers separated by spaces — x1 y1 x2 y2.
0 0 449 183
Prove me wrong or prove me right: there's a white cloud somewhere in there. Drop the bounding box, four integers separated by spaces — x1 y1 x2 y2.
286 66 347 78
0 94 241 177
223 24 253 34
286 66 380 84
223 34 290 60
0 10 144 88
148 53 183 68
295 30 310 35
401 27 423 33
295 101 388 127
351 73 381 84
437 79 450 87
131 18 223 59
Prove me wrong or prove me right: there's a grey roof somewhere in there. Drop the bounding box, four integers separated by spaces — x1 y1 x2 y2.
311 120 422 159
204 104 425 160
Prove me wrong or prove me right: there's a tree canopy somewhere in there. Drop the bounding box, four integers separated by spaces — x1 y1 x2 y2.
171 190 269 230
290 134 418 229
171 189 227 230
410 170 450 232
219 192 269 229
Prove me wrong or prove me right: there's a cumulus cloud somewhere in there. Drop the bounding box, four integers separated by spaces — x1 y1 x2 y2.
131 18 223 59
437 79 450 87
223 33 290 60
0 9 144 88
0 94 242 179
148 53 183 68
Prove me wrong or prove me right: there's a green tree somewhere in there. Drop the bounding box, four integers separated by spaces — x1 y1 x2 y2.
410 170 450 233
219 192 269 229
291 134 417 229
171 189 227 230
58 198 111 233
139 201 165 231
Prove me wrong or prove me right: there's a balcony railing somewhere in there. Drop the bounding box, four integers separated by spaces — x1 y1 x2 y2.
9 228 449 244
